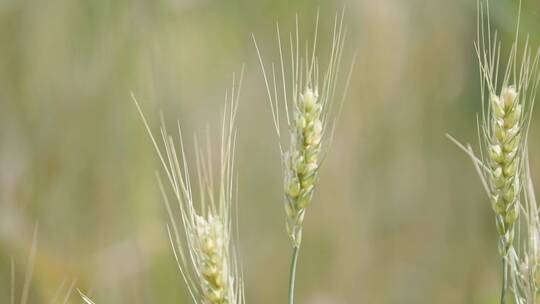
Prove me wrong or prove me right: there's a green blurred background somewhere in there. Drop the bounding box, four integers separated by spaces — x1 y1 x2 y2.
2 0 540 303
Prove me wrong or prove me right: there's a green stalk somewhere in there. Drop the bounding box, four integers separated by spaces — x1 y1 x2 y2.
501 257 507 304
288 246 300 304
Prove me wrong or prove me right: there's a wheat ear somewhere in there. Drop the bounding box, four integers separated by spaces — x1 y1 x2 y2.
133 69 245 304
449 1 540 302
476 1 539 301
253 10 354 304
253 9 353 248
475 0 540 256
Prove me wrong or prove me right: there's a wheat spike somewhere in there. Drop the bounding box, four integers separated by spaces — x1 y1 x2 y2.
449 1 540 303
253 10 354 248
133 68 244 304
475 0 540 257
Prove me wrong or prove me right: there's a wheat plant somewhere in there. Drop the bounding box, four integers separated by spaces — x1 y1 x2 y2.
449 1 540 302
133 70 245 304
253 11 354 304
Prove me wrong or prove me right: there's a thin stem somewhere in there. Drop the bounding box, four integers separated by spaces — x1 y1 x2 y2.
501 257 507 304
288 246 300 304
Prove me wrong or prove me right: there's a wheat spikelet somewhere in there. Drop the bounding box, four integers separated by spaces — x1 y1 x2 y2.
253 10 354 248
133 69 244 304
194 214 231 303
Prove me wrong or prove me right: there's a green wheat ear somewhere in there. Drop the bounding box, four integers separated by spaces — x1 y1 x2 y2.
487 86 522 255
253 9 355 304
474 1 540 259
284 88 323 246
449 1 540 303
253 10 354 249
133 69 245 304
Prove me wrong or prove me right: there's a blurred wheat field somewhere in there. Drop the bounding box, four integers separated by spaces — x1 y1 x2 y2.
2 0 540 303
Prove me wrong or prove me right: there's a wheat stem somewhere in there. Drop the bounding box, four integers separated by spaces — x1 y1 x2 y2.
501 257 507 304
288 246 300 304
10 257 15 304
254 12 351 304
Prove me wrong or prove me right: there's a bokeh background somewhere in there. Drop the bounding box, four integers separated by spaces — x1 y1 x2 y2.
2 0 540 303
